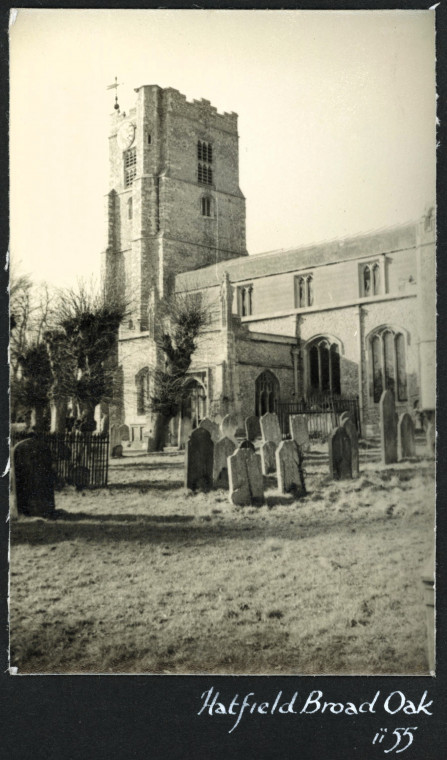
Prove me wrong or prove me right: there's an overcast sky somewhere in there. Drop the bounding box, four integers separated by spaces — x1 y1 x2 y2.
10 8 436 288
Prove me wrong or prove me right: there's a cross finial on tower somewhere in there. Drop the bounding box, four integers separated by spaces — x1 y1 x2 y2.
107 76 122 111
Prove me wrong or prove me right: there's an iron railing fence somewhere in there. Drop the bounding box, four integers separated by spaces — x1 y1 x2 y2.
275 395 361 440
10 432 109 488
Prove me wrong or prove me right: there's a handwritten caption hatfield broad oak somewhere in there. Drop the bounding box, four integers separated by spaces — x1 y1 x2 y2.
198 688 433 737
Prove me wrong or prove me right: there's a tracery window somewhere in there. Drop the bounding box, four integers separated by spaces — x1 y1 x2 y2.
124 147 137 187
197 140 213 185
369 327 407 403
255 370 280 417
307 337 341 394
201 196 212 217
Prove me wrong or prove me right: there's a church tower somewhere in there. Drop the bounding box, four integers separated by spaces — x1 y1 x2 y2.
102 84 247 439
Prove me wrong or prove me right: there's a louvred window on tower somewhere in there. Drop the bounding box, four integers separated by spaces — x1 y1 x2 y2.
197 140 213 185
124 147 137 187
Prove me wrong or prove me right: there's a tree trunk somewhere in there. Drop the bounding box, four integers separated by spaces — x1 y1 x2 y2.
147 412 171 452
30 406 45 432
79 400 97 432
50 398 68 433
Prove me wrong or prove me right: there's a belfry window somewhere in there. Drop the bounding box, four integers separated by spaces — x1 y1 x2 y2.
198 140 213 185
237 284 253 317
295 274 314 308
307 338 341 395
369 327 407 403
124 147 137 187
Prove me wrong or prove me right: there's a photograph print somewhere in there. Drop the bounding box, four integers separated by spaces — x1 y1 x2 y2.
9 8 436 675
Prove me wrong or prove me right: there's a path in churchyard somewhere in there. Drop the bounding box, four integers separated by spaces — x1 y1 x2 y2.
10 437 434 675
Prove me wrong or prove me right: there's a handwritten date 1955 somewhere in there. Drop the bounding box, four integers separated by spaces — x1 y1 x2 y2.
372 727 418 754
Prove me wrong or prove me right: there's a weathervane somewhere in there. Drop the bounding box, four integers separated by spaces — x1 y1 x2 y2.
107 76 122 111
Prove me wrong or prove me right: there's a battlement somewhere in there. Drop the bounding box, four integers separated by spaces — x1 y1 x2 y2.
133 84 238 131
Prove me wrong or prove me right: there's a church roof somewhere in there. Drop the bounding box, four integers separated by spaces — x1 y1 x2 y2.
175 220 418 292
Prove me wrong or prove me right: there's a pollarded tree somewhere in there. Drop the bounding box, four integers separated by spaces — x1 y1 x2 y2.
47 281 127 430
148 293 208 451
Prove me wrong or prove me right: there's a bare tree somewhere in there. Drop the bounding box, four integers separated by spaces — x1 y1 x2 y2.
46 280 127 430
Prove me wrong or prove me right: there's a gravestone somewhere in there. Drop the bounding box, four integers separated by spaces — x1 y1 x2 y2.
276 440 306 495
213 436 236 489
119 424 130 442
260 412 282 444
239 439 255 452
110 425 121 449
199 417 220 443
397 413 416 460
111 444 123 458
228 447 264 506
245 415 261 442
329 427 352 480
341 417 359 478
178 417 193 450
426 422 435 456
289 415 310 452
261 440 277 475
185 427 214 491
379 390 397 464
221 414 238 440
12 438 55 517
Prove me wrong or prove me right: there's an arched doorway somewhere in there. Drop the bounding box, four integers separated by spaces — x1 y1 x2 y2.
255 370 280 417
181 378 207 428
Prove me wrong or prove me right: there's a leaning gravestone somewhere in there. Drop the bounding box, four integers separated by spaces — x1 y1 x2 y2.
199 417 220 444
221 414 238 441
397 413 416 460
119 424 130 442
228 447 264 506
290 415 310 452
379 390 397 464
213 436 236 489
260 412 282 444
178 417 193 450
245 415 261 442
276 440 306 495
12 437 55 517
329 426 352 480
261 440 277 475
185 427 214 491
341 417 359 478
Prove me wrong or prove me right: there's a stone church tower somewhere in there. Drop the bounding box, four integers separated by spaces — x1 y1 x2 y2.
101 84 247 442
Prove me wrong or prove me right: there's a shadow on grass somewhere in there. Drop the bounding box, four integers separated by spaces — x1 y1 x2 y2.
10 504 391 548
106 479 184 491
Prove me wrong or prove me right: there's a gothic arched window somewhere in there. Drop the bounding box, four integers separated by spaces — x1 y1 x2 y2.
361 261 382 297
255 370 280 417
307 337 341 395
295 273 315 308
368 327 408 403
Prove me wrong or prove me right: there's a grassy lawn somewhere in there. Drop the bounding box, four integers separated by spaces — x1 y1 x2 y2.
9 438 435 674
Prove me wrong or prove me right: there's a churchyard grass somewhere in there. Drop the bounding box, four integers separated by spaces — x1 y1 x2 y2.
10 437 434 674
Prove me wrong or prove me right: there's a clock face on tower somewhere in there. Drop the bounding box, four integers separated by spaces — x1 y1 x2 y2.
117 121 135 151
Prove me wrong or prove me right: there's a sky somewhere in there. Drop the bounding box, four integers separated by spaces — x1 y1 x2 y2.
10 8 436 288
